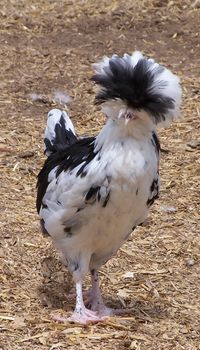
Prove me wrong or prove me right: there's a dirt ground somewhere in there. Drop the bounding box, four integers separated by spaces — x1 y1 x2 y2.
0 0 200 349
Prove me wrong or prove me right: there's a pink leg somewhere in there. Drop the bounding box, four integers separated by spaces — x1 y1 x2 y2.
87 270 113 316
86 270 133 317
52 281 106 325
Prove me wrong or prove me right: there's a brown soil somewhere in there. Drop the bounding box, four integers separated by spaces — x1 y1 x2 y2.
0 1 200 349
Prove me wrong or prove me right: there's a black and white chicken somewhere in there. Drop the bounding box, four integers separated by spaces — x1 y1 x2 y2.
36 51 181 324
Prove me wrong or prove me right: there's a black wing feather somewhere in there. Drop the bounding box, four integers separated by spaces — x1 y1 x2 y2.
36 137 96 213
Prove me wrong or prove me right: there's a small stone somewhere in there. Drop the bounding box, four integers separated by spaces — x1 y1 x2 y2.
187 140 200 149
186 258 195 267
122 271 135 279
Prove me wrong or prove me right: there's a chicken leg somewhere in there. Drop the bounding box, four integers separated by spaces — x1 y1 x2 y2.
52 280 106 325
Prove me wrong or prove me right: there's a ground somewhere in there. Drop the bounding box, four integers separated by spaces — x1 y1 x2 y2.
0 0 200 349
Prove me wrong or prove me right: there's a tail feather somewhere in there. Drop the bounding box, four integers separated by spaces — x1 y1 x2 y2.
44 109 77 156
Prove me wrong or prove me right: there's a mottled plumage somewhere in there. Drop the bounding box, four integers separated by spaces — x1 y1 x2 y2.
36 51 181 324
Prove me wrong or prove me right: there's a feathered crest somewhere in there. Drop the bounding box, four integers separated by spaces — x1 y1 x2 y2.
92 51 182 125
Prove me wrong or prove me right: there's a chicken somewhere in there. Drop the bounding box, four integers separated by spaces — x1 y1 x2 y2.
36 51 182 324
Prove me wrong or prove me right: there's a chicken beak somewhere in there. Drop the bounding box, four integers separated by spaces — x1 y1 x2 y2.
118 108 136 125
124 110 136 125
124 117 130 126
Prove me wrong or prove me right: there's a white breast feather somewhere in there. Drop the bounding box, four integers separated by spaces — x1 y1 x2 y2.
40 129 158 277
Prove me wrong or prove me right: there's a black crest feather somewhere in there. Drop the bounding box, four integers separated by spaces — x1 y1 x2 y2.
92 56 175 123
